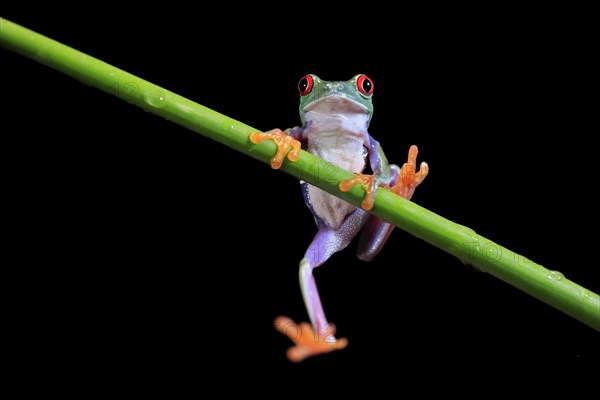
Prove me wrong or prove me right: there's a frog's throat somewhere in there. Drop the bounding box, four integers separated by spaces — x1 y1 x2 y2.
303 94 369 113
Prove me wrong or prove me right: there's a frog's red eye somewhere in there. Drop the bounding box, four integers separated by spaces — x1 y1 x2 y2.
298 74 314 96
356 74 374 96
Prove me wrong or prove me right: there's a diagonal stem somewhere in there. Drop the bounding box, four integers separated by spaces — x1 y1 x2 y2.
1 17 598 332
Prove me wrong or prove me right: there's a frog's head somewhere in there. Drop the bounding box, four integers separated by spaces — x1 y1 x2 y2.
297 74 374 126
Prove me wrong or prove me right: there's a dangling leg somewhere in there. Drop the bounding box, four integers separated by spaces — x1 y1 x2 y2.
275 207 370 362
299 224 357 338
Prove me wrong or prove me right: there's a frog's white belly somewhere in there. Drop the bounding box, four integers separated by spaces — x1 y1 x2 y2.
304 112 369 230
304 110 369 173
307 133 366 173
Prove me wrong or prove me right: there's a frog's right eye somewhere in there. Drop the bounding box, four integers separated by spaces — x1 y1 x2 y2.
298 74 314 96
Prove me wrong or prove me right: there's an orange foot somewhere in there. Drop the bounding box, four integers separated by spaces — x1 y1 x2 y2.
339 173 376 211
389 145 429 200
249 129 301 169
274 316 348 363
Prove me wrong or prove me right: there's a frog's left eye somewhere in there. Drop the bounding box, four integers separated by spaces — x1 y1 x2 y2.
356 75 374 96
298 74 314 96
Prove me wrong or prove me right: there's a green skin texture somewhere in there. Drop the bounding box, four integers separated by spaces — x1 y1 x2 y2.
296 74 390 185
298 74 374 123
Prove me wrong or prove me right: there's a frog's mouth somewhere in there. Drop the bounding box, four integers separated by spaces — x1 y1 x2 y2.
303 94 369 114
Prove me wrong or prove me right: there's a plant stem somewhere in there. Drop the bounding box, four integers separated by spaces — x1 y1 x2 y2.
1 18 598 331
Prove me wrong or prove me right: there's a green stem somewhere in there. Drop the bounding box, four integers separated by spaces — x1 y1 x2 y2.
2 18 598 331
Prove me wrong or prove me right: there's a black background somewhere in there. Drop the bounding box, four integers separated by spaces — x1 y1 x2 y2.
2 10 598 387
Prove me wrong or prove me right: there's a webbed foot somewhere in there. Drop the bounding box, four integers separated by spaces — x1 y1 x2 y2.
274 316 348 363
249 129 301 169
389 145 429 200
339 173 377 211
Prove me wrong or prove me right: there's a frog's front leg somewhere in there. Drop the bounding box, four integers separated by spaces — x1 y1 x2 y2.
339 173 379 210
249 128 302 169
339 136 389 211
340 144 429 210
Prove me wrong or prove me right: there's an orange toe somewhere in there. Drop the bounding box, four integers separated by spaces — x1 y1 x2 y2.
274 316 348 363
249 129 301 169
339 173 376 211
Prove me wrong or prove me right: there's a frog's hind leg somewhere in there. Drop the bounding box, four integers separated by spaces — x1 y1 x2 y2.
299 207 369 336
275 201 369 362
357 164 400 261
297 180 371 336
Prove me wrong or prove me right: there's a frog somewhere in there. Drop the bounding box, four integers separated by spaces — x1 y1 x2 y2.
249 74 429 362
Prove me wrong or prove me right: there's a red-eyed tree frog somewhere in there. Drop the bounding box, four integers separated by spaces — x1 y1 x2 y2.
250 74 429 362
